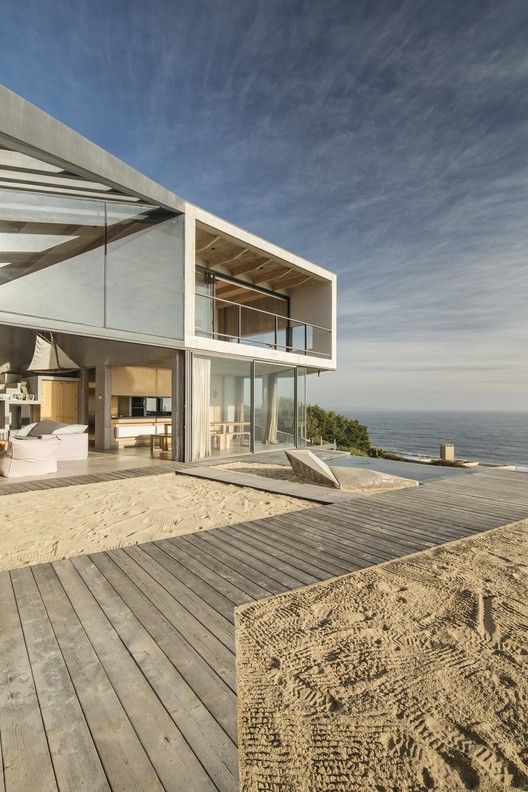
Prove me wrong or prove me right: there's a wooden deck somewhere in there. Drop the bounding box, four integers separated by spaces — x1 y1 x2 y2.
0 464 180 497
0 467 527 791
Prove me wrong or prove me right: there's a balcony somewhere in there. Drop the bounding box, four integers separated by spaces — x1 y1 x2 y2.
195 292 332 359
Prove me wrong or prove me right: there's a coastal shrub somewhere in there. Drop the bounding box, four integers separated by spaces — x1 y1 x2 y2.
306 405 370 453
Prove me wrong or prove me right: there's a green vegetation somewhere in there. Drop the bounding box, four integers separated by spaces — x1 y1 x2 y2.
306 404 371 454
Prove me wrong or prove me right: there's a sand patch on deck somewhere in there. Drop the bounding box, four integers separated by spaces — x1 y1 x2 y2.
0 473 313 571
218 460 418 494
236 520 528 792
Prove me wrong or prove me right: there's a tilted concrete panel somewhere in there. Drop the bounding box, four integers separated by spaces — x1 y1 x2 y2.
285 449 341 489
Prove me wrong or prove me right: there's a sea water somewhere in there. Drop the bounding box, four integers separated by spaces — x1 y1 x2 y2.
342 410 528 468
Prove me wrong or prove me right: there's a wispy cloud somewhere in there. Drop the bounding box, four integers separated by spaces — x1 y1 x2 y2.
0 0 527 408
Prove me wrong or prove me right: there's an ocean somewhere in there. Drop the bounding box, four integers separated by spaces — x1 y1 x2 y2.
342 410 528 468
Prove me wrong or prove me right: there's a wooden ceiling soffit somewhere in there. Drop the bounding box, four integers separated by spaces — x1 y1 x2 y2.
225 252 275 276
208 247 251 269
270 272 313 289
195 233 221 254
252 265 293 284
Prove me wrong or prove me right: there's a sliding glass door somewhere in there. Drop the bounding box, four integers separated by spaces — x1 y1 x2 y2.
254 362 296 452
191 354 307 459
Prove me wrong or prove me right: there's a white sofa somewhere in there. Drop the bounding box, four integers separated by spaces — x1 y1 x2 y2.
55 432 89 461
0 436 60 478
12 422 89 461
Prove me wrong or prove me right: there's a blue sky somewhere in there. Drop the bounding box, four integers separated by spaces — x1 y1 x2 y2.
1 0 527 410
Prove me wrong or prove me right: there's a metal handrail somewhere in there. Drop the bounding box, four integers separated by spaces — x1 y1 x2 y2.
195 292 332 357
195 292 331 333
198 326 334 357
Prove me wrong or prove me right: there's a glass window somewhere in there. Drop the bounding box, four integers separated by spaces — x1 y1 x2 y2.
254 362 295 452
192 355 252 459
297 367 307 446
105 205 184 339
195 270 290 350
195 268 214 335
0 189 105 326
0 190 185 341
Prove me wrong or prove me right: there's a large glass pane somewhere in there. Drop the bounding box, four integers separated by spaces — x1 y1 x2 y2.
245 292 288 317
240 304 276 348
290 320 306 353
192 354 251 459
106 205 184 339
215 300 239 342
0 189 105 326
195 268 214 336
254 362 295 451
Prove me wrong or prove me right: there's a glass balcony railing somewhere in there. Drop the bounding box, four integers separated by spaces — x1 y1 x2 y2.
195 293 332 358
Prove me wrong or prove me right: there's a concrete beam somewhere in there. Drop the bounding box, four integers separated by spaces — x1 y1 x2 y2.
0 85 185 212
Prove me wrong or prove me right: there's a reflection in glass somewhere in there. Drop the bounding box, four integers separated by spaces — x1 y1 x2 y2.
192 355 252 459
0 190 185 341
105 205 184 338
240 305 276 348
297 367 307 446
0 189 105 325
195 269 214 334
254 362 295 451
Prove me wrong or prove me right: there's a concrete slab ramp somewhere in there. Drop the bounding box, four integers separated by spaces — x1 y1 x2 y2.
332 465 419 494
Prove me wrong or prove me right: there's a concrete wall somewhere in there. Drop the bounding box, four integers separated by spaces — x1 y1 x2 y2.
0 324 35 372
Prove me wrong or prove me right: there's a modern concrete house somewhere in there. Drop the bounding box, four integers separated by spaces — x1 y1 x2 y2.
0 85 336 463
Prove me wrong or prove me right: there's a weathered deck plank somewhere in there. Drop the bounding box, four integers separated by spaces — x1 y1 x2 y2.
1 468 527 790
10 567 110 792
54 558 217 792
0 572 57 792
32 564 164 792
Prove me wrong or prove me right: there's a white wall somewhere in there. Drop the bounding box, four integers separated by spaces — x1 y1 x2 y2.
289 279 335 361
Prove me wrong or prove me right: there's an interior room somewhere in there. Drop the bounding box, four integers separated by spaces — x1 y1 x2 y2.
0 323 179 461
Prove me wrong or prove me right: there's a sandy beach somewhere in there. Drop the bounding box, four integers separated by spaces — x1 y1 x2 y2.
0 472 313 571
236 519 528 792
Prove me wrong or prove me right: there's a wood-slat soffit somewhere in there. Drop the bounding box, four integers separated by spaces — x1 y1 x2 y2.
196 224 317 290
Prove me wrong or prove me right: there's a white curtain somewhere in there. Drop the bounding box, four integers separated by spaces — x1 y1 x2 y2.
192 357 211 459
264 373 278 444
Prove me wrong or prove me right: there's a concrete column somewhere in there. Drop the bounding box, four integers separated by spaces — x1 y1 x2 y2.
250 360 256 453
77 367 90 425
94 366 112 451
294 367 299 447
183 349 193 462
183 206 196 343
171 352 184 462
